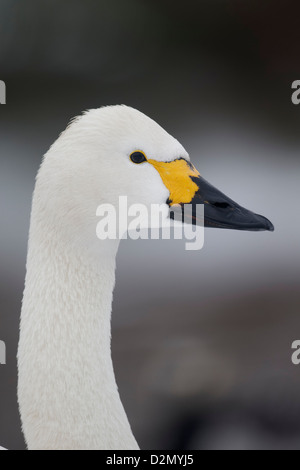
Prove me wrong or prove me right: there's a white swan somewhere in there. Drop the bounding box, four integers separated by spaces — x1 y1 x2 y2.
17 105 273 451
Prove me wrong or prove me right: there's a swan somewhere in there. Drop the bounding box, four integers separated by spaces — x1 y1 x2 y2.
16 105 274 451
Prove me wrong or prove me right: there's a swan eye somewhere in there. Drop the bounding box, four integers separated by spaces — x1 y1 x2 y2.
130 151 147 164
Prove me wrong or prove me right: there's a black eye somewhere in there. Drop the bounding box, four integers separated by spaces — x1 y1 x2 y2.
130 151 147 164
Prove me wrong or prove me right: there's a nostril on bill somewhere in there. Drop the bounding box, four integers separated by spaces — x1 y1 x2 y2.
211 201 231 209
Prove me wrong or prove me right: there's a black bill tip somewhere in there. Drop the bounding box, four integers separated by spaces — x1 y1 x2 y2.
256 215 274 232
191 176 275 233
196 206 275 232
202 200 275 233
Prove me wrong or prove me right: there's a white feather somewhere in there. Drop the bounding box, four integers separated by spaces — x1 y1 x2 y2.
18 105 188 450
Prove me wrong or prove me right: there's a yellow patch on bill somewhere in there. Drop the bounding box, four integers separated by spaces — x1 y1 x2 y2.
148 158 200 205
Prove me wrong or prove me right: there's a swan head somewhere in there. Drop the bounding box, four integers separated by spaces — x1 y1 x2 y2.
36 105 274 253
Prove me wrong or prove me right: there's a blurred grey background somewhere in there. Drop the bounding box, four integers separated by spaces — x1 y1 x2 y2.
1 0 300 450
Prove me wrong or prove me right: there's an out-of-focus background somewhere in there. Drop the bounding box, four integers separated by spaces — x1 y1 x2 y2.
1 0 300 450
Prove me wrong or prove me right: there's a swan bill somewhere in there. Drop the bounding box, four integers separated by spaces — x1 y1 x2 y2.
149 158 274 232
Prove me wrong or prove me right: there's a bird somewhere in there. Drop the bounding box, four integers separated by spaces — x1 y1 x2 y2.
16 105 274 450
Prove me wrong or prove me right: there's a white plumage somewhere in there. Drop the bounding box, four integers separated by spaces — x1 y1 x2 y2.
18 106 188 450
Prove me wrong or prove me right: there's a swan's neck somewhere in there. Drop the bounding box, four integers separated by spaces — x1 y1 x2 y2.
18 224 138 450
